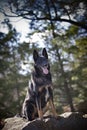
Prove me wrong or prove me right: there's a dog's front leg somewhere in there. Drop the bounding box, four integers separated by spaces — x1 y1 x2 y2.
35 97 43 119
49 99 57 118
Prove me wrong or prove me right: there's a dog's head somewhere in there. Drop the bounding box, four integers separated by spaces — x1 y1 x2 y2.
33 48 50 75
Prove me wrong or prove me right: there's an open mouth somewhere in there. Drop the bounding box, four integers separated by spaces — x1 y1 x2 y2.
41 66 49 74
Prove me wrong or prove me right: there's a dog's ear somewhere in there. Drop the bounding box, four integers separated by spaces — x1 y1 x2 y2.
42 48 48 59
33 50 39 62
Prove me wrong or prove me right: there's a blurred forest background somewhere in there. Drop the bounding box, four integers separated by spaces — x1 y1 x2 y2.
0 0 87 119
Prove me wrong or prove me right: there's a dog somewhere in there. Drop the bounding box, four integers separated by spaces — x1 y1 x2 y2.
22 48 57 121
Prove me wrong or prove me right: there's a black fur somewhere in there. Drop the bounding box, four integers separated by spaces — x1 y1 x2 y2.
22 48 54 121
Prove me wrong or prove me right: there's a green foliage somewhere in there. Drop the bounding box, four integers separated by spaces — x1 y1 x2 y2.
76 37 87 57
44 26 87 112
66 25 79 37
0 22 31 118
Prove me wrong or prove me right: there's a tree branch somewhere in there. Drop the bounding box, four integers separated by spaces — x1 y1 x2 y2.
36 16 87 30
0 8 87 30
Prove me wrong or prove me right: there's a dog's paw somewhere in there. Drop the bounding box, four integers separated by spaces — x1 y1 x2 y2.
36 117 43 121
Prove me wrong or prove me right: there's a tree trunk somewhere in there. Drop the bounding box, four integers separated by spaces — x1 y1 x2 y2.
56 46 75 112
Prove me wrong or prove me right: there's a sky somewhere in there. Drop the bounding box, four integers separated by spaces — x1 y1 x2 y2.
0 16 29 41
0 12 46 45
0 0 46 47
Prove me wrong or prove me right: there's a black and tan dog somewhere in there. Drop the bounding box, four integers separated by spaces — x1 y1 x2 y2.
22 48 57 121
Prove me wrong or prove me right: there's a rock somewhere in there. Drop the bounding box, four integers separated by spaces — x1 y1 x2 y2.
2 113 87 130
77 100 87 114
2 117 27 130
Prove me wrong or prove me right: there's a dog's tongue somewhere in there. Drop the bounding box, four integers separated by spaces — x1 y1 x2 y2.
42 67 48 74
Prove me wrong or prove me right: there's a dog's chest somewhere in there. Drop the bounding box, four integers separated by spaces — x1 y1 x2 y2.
39 86 52 108
45 87 50 102
40 86 52 102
